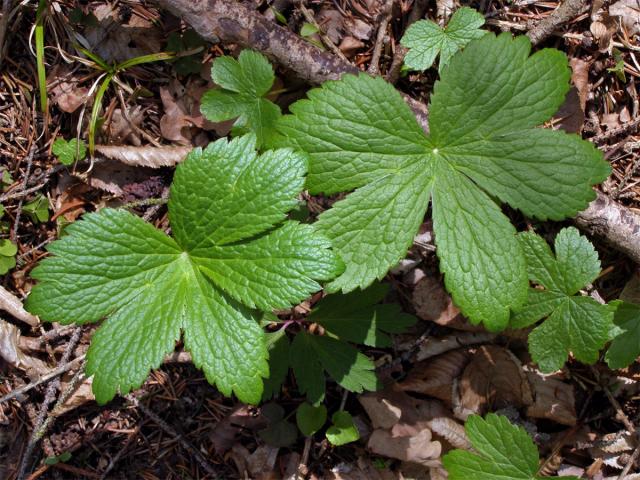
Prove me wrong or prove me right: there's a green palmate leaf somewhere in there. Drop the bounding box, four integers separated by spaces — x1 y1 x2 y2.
401 7 486 70
26 134 342 404
277 33 610 330
290 331 378 405
443 414 579 480
52 138 87 165
512 227 613 372
606 300 640 369
200 50 281 148
259 403 298 447
262 330 291 400
309 282 416 347
326 411 360 446
296 402 327 436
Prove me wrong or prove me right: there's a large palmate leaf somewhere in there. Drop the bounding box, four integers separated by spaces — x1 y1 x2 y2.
277 33 610 330
26 134 342 404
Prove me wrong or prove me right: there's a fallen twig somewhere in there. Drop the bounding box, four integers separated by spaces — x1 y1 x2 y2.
298 1 348 62
367 0 393 75
575 192 640 265
526 0 589 46
0 284 39 327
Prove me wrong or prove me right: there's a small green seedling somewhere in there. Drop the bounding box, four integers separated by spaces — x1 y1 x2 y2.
259 403 298 448
401 7 486 71
262 283 415 404
23 194 50 223
443 414 580 480
52 138 87 165
277 33 610 330
326 411 359 446
0 239 17 274
200 50 282 148
26 134 342 404
511 227 613 372
166 29 206 75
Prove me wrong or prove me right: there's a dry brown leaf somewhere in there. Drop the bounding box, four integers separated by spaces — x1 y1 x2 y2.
427 417 470 450
339 37 365 58
0 285 38 327
95 145 191 168
316 9 345 44
525 369 577 426
82 4 162 63
55 376 95 416
610 0 640 36
246 444 280 480
368 428 441 466
87 162 164 200
401 349 472 403
416 332 496 361
359 387 450 428
105 107 144 146
553 87 585 133
570 58 591 112
210 405 266 454
0 320 48 378
621 268 640 304
453 346 533 420
47 65 89 114
159 84 196 145
344 18 373 41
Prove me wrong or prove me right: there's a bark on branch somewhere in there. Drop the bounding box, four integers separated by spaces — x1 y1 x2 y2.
153 0 640 265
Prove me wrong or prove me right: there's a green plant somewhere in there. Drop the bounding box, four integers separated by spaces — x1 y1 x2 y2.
443 413 579 480
25 134 342 404
75 46 174 155
606 301 640 369
23 194 50 223
166 29 206 75
296 402 327 436
262 283 415 404
52 137 87 165
35 0 48 114
277 33 610 331
325 411 359 446
200 50 282 149
401 7 486 71
512 227 613 372
0 239 17 274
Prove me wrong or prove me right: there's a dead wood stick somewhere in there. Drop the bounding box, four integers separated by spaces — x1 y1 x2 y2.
153 0 640 263
526 0 589 46
575 192 640 265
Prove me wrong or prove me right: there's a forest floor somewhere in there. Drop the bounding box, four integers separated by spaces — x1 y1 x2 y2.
0 0 640 478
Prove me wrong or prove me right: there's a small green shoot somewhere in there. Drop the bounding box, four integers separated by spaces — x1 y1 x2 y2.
401 7 487 71
606 300 640 369
0 239 17 274
52 138 87 165
35 0 48 114
200 50 282 148
23 194 50 223
326 411 359 446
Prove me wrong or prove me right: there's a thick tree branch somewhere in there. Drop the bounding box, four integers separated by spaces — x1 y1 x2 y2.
154 0 639 264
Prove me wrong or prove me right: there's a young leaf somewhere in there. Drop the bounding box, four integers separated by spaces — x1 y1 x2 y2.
296 402 327 436
401 7 486 70
23 194 50 223
605 300 640 369
290 331 378 405
277 33 610 330
443 413 580 480
512 227 613 372
0 239 17 274
26 134 342 405
52 138 87 165
309 282 416 347
200 50 281 148
259 403 298 447
326 411 360 446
